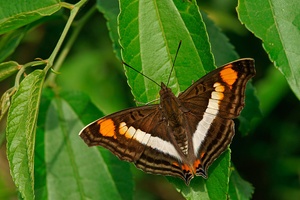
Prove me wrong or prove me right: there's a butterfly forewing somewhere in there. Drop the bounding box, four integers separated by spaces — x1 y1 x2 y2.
80 105 193 183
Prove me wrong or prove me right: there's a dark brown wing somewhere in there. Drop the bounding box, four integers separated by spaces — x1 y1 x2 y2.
79 105 193 183
178 58 256 177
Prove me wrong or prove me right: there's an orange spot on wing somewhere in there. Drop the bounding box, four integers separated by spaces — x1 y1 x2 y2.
193 159 201 170
181 164 193 173
200 152 205 158
220 65 238 89
97 119 117 139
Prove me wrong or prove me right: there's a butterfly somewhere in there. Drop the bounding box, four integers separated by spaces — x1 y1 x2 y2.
79 58 255 185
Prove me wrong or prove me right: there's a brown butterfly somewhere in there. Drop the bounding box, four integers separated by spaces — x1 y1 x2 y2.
79 58 255 185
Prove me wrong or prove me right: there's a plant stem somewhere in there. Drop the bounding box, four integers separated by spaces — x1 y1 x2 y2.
15 60 46 87
44 0 92 86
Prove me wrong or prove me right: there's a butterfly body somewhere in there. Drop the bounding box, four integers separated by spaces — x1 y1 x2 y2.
79 58 255 185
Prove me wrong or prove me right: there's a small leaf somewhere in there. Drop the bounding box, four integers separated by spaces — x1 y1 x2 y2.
237 0 300 100
0 0 61 34
0 61 20 81
0 88 13 122
6 69 45 199
228 169 254 200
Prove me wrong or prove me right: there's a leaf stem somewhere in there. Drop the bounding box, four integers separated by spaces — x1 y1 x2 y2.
14 60 47 87
45 0 94 86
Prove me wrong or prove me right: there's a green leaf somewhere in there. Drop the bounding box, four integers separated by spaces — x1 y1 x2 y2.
205 150 231 200
6 69 45 200
60 90 104 124
0 61 19 81
119 0 215 103
0 0 61 34
61 91 134 200
98 148 134 200
34 88 54 200
237 0 300 100
44 94 132 200
61 91 133 199
202 12 239 66
228 169 254 200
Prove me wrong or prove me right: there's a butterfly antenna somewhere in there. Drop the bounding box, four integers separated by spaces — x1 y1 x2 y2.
166 40 182 86
122 61 161 87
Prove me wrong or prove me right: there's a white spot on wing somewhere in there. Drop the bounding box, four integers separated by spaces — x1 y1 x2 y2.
193 111 217 156
141 132 151 144
120 122 181 161
147 137 182 161
211 91 223 100
205 107 218 115
133 129 146 141
207 99 219 110
126 126 136 139
192 86 222 156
